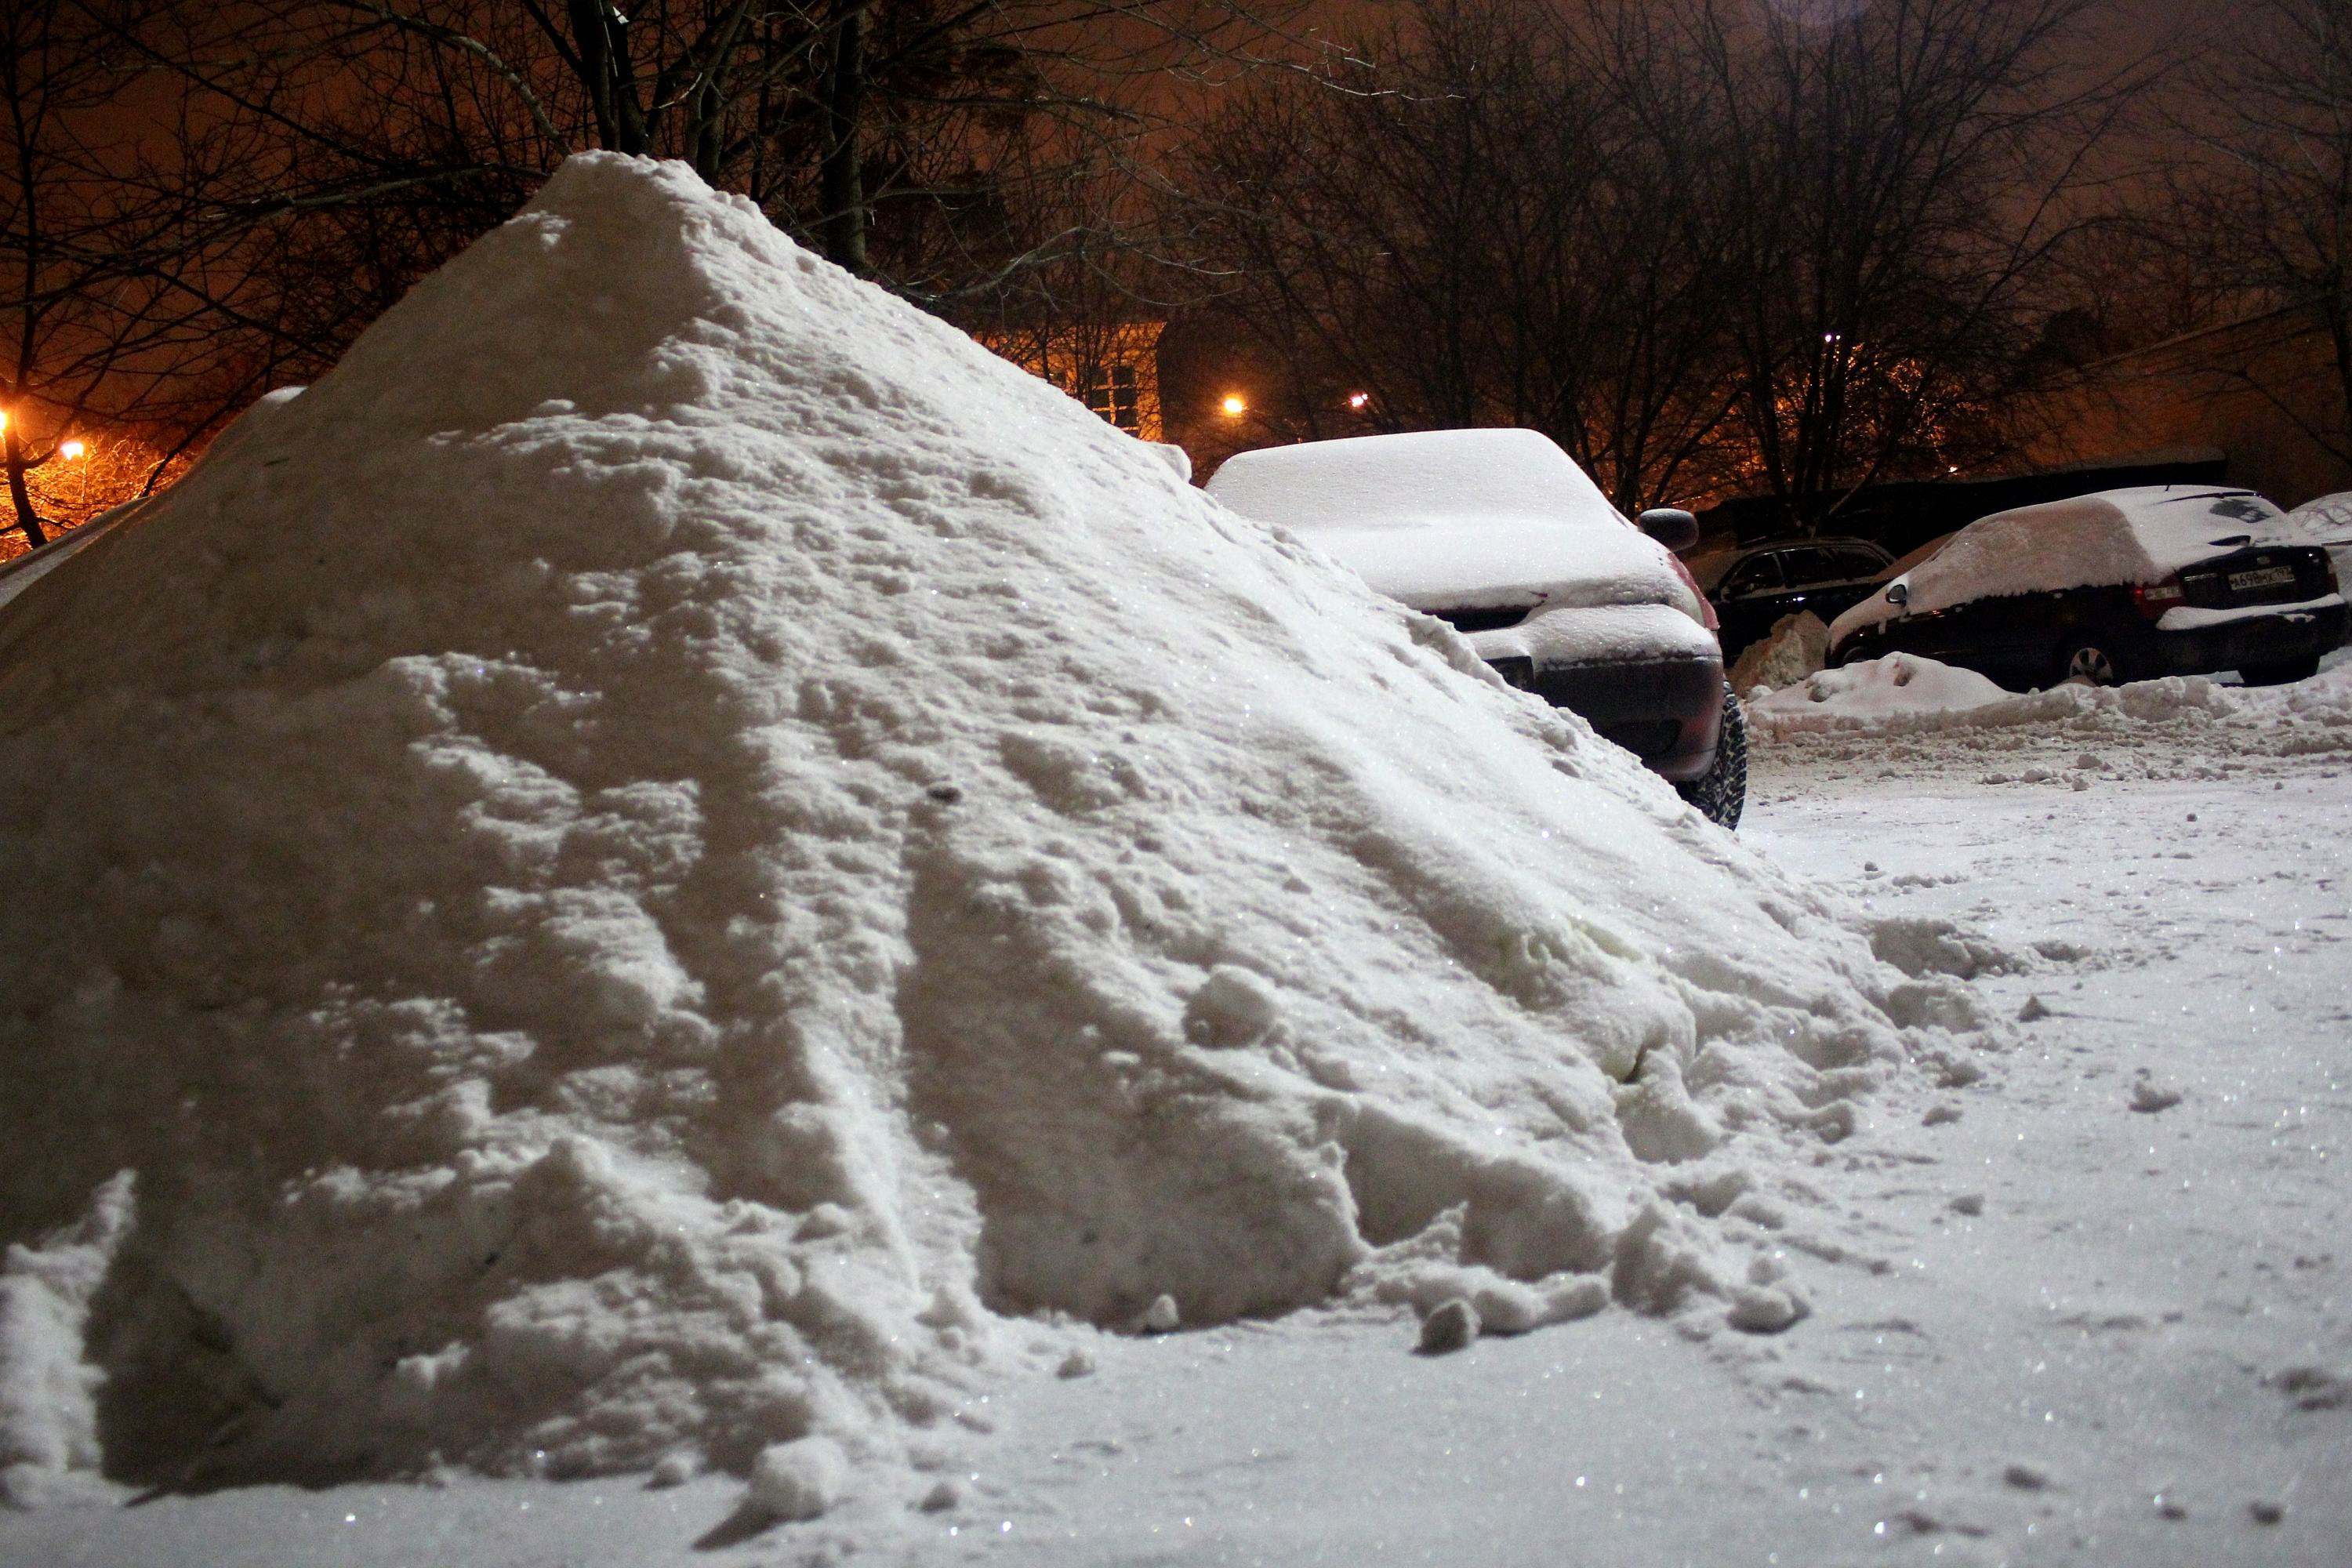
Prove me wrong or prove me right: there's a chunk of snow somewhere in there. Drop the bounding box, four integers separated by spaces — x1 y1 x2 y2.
747 1436 847 1521
0 1174 135 1502
1415 1297 1479 1354
1729 611 1831 695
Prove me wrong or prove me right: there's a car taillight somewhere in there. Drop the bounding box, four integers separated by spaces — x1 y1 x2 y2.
2132 578 2186 621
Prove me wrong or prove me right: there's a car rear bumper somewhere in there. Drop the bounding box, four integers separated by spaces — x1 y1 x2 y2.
2143 601 2348 675
1496 652 1726 780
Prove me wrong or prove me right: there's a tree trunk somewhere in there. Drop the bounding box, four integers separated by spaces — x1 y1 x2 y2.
4 423 47 550
818 0 868 274
568 0 647 154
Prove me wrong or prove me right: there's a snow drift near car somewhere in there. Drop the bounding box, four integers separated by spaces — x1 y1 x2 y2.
0 156 1990 1503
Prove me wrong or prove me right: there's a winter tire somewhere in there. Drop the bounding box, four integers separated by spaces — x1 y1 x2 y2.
1676 683 1746 829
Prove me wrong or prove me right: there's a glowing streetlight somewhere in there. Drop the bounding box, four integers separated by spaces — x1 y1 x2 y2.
1347 391 1370 410
60 439 85 460
1220 393 1247 416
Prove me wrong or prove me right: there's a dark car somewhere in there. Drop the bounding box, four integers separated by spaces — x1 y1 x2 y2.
1205 428 1746 826
1828 486 2346 688
1696 537 1895 659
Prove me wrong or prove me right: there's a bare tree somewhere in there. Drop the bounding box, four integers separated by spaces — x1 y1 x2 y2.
1179 0 2145 517
1693 0 2147 529
2160 0 2352 465
133 2 1296 299
0 0 278 551
1179 0 1746 510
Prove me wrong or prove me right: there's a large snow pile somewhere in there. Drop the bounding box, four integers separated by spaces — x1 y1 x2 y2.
1833 487 2304 644
0 156 1983 1504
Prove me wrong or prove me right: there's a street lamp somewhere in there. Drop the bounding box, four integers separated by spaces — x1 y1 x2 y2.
1221 394 1247 417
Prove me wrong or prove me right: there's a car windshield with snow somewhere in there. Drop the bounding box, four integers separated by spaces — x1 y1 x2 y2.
1207 428 1744 825
1827 486 2347 688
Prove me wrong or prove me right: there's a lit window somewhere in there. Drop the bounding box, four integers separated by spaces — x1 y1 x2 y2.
1085 365 1141 431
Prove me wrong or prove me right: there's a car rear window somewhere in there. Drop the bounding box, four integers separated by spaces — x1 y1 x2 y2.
1723 553 1784 594
1781 547 1837 584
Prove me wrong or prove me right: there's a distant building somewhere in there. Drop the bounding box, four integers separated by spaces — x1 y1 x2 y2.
2018 299 2352 509
977 321 1167 444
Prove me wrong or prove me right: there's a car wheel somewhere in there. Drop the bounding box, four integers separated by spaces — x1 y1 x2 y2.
2056 634 2123 687
2239 654 2321 686
1675 683 1746 829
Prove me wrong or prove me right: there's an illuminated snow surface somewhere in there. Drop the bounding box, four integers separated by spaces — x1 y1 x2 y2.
0 154 1994 1523
5 664 2349 1563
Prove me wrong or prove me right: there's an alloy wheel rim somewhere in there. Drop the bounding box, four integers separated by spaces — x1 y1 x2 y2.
2068 646 2116 684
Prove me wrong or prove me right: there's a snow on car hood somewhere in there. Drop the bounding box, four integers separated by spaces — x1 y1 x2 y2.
1207 429 1704 619
1831 486 2305 645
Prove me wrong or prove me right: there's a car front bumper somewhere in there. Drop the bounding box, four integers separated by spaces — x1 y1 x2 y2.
1494 652 1726 781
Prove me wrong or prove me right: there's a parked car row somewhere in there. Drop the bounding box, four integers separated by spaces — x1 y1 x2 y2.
1203 428 2350 836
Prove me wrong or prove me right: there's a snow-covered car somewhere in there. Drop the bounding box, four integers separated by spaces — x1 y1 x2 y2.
2285 491 2352 586
1207 427 1744 825
1828 486 2346 688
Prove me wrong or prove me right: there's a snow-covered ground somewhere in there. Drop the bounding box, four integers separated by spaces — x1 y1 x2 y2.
7 681 2346 1566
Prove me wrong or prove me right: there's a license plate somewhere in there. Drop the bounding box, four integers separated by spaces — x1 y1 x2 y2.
2228 564 2295 592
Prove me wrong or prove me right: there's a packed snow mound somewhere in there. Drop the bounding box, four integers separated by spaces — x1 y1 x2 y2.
1730 612 1831 696
0 155 1979 1497
1753 654 2009 729
1752 655 2352 740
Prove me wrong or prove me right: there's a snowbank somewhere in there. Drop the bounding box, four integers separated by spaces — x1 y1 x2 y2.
1752 653 2352 740
0 156 1980 1504
1753 654 2010 730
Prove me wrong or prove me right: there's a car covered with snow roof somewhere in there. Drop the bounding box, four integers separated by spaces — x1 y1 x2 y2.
1828 485 2345 688
1207 427 1744 825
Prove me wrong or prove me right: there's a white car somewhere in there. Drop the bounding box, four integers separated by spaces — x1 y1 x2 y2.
1207 428 1744 825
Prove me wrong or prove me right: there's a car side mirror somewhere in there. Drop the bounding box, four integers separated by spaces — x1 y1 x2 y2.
1637 507 1700 552
1886 581 1910 608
